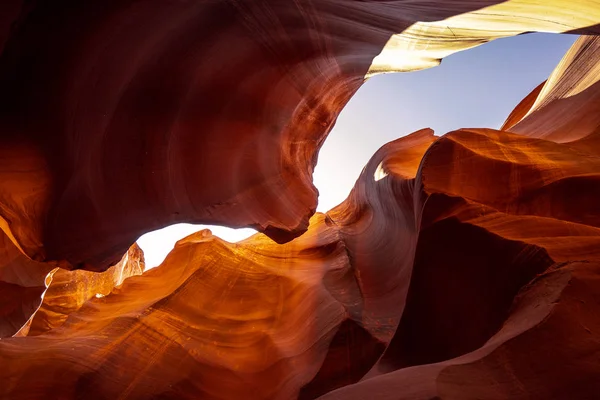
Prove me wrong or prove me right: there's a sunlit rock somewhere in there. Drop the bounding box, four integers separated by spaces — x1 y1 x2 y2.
0 231 54 338
26 244 144 336
0 0 599 271
1 2 600 400
0 129 435 398
0 238 144 338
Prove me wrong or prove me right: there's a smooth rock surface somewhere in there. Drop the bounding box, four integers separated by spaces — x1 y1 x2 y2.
1 0 599 270
1 2 600 400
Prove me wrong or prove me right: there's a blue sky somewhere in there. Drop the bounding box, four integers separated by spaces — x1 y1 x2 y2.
138 32 578 268
314 32 578 212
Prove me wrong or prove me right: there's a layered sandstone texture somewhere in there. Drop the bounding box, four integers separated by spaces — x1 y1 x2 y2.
1 1 600 399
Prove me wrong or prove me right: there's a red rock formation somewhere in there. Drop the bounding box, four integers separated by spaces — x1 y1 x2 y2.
0 238 144 338
0 125 435 397
26 244 145 336
0 230 53 338
329 35 600 398
504 36 600 142
1 2 600 400
321 262 600 400
1 0 599 271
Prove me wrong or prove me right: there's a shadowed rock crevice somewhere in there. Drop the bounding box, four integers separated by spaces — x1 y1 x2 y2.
378 217 554 371
4 0 598 271
1 3 600 400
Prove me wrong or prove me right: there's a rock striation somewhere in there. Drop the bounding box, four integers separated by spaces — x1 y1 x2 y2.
1 1 600 399
0 0 599 270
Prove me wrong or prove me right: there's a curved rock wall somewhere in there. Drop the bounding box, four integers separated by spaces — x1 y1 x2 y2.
1 2 600 399
1 0 599 270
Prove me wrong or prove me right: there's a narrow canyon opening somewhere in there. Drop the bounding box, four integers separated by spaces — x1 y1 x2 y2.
137 32 576 270
3 2 600 398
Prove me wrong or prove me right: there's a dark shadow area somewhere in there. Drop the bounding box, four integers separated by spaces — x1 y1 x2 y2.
377 198 554 372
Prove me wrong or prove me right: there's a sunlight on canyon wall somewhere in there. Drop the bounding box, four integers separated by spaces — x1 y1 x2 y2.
1 1 600 399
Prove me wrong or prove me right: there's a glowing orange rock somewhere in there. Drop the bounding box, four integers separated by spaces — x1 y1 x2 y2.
0 238 144 338
0 128 437 398
1 3 600 400
27 244 145 336
0 230 54 338
504 36 600 142
0 1 599 271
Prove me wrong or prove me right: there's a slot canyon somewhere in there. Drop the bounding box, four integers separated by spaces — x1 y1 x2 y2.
1 1 600 399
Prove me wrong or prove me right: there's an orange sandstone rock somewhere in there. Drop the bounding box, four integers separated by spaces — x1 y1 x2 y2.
0 1 599 271
27 244 145 336
0 3 600 400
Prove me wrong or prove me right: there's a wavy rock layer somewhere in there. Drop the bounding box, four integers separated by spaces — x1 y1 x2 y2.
0 230 54 338
1 34 600 399
1 0 600 271
0 239 144 339
26 244 145 336
2 2 600 399
325 34 600 399
0 128 436 398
